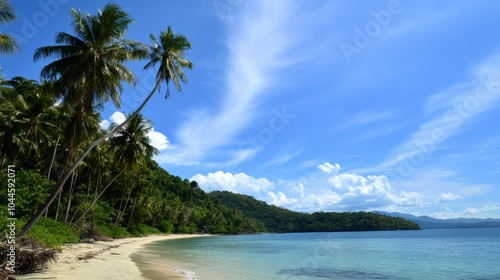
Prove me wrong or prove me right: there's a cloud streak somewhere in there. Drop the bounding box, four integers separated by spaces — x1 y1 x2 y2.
175 0 327 164
369 53 500 177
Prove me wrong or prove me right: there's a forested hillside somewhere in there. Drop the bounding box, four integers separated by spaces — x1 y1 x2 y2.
209 191 421 232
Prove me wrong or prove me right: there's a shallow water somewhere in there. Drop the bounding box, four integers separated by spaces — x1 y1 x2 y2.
140 228 500 279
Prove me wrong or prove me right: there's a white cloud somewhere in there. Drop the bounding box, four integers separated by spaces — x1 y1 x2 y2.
147 129 169 151
191 171 274 195
437 192 461 202
267 191 298 207
110 111 126 125
431 206 500 219
249 162 425 212
99 120 110 130
318 162 340 174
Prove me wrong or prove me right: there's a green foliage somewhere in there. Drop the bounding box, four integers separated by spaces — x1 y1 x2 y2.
96 224 131 239
0 169 53 218
157 220 174 233
129 224 162 236
91 201 116 225
19 217 79 248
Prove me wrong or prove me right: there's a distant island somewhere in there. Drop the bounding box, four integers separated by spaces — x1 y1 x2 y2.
210 191 420 232
374 211 500 229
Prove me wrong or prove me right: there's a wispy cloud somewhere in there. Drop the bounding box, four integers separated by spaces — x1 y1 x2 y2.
264 149 304 168
384 3 464 38
371 53 500 176
174 0 332 165
344 110 399 126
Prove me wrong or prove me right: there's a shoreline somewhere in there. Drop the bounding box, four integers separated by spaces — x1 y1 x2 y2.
15 234 209 280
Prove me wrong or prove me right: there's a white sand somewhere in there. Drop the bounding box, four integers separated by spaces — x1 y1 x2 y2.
16 234 208 280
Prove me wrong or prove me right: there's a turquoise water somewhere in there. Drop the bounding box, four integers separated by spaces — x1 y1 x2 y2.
143 229 500 279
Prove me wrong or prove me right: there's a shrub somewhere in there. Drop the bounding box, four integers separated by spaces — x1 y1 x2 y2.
96 224 131 239
157 220 174 233
129 224 162 236
21 217 79 248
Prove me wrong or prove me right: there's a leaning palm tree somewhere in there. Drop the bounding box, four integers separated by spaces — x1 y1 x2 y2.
0 0 19 55
71 114 158 226
20 21 192 236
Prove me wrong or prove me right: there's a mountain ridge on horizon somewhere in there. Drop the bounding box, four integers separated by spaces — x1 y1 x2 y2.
374 211 500 229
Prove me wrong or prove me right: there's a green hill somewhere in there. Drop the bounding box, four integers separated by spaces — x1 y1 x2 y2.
208 191 420 232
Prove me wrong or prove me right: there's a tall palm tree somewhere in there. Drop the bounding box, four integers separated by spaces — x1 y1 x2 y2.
20 22 192 236
71 114 158 225
33 3 144 111
0 0 19 55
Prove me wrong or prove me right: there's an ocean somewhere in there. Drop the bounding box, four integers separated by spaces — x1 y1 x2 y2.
139 228 500 279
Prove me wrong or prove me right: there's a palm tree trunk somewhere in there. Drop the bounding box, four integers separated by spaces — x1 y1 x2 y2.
69 175 93 224
54 188 62 222
71 170 123 226
13 127 32 163
19 80 161 237
63 172 76 223
126 197 137 230
114 177 126 225
47 136 60 179
115 185 133 226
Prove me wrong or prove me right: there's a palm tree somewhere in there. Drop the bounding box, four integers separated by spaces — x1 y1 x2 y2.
20 20 192 236
33 3 144 111
0 77 58 166
0 0 19 55
71 114 158 225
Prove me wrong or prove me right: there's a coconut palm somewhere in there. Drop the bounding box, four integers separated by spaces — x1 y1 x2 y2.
0 77 58 167
20 20 192 236
33 3 145 111
0 0 19 55
71 114 158 225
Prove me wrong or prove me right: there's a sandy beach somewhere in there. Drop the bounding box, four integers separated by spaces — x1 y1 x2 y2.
15 234 208 280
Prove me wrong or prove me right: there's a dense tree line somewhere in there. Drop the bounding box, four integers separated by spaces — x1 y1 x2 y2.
209 191 421 232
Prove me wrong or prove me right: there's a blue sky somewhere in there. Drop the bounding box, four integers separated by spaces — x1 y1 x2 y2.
2 0 500 218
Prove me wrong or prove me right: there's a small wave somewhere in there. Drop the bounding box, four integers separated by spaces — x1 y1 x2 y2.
175 267 198 280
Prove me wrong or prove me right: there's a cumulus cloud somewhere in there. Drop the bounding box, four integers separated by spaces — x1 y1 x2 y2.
147 129 169 151
268 162 423 212
191 171 274 195
99 120 111 130
437 192 462 202
318 162 340 174
110 111 126 125
267 191 298 207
